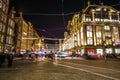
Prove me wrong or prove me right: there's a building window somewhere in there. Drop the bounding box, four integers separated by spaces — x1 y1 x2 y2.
97 39 102 45
96 32 101 38
7 27 10 35
2 3 5 12
106 48 112 54
0 1 2 8
87 26 93 45
2 25 5 32
106 39 112 45
87 38 93 45
0 13 3 21
1 35 4 42
0 23 2 31
115 49 120 54
104 25 110 31
112 26 119 45
4 15 6 23
6 37 8 43
112 14 117 20
10 28 13 36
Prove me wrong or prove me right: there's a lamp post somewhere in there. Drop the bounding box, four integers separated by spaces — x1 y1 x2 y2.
38 43 41 50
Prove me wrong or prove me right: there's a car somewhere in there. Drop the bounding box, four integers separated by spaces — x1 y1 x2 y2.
87 54 104 59
58 52 67 58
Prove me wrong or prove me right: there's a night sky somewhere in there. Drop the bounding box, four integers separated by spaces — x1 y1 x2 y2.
10 0 120 39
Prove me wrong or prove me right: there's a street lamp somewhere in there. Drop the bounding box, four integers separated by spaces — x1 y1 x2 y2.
38 43 41 50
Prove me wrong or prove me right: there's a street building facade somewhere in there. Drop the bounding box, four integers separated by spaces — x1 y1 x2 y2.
0 0 9 52
62 2 120 56
5 7 15 52
32 29 41 51
15 12 39 53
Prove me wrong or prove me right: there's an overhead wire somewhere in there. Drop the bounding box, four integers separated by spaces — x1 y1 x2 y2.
22 1 120 41
22 37 64 40
61 0 66 28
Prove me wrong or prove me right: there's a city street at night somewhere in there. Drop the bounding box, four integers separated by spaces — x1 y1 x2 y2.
0 58 120 80
0 0 120 80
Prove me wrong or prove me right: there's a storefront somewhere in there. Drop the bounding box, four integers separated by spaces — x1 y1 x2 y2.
105 48 113 54
81 49 85 56
86 48 94 55
115 48 120 54
96 49 103 55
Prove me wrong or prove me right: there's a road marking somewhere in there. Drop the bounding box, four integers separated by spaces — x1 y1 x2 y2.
53 62 120 80
62 61 120 73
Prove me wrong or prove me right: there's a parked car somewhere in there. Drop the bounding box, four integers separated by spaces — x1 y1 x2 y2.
58 52 67 58
87 54 104 59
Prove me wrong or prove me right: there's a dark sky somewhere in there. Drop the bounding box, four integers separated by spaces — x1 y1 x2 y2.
10 0 120 39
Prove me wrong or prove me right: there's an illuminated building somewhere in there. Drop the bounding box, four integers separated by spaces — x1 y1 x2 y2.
0 0 9 52
5 7 15 52
33 29 41 51
62 2 120 55
15 12 35 53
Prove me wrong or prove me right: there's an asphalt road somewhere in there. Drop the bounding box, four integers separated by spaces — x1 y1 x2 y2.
0 58 120 80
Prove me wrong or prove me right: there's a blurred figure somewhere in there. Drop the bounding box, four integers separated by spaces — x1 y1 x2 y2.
0 52 5 67
50 51 54 61
6 50 14 67
31 52 36 62
54 52 58 63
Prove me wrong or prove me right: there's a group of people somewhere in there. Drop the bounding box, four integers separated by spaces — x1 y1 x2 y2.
49 51 58 62
0 50 14 68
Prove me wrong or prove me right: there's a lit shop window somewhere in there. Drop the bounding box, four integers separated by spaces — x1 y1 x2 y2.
96 49 103 55
106 48 112 54
115 49 120 54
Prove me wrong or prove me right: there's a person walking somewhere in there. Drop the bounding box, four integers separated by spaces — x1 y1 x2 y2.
6 50 14 67
0 52 5 67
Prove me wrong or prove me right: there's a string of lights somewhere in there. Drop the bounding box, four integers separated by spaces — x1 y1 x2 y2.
22 37 64 40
